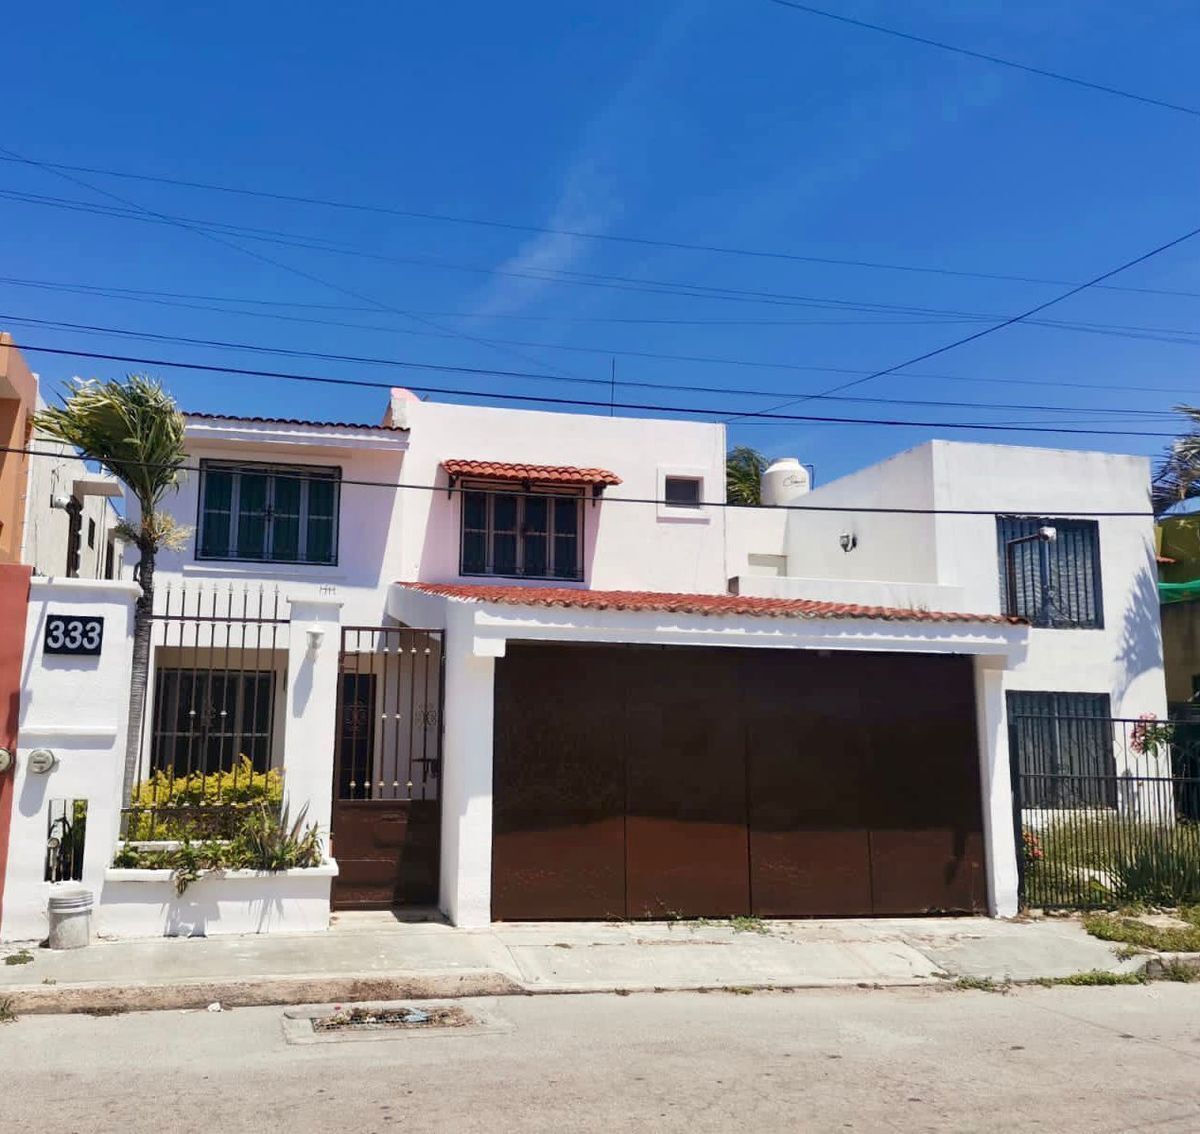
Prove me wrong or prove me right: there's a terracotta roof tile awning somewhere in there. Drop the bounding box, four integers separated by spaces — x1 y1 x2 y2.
398 582 1023 626
440 459 622 487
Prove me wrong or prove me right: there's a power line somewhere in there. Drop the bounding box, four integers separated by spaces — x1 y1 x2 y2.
11 186 1200 342
0 311 1178 421
2 336 1183 438
0 147 591 389
738 218 1200 420
765 0 1200 119
2 152 1199 302
6 273 1200 399
1 442 1157 518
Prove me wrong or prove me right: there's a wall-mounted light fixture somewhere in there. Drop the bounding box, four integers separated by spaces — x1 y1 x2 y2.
0 748 11 775
49 493 73 511
306 625 326 653
839 532 858 553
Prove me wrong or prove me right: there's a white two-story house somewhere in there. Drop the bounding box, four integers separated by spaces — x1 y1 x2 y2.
146 390 1167 924
2 386 1167 939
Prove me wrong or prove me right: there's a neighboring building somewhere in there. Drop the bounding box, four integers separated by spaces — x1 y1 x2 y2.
1157 515 1200 706
0 335 126 581
0 388 1168 939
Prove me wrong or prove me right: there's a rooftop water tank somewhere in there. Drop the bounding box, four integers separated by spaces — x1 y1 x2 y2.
761 458 810 507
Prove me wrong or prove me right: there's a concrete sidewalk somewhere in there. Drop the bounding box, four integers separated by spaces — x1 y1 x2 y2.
0 914 1134 1014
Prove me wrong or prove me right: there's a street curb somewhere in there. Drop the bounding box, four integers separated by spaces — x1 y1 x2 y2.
0 971 522 1015
1 973 948 1014
1143 952 1200 978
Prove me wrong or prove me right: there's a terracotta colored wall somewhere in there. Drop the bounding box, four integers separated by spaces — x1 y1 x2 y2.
0 563 31 931
0 335 37 565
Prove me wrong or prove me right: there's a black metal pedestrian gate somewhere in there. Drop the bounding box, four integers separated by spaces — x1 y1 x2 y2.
331 626 443 909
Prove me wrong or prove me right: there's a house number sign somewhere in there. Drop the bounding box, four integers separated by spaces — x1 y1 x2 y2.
43 615 104 656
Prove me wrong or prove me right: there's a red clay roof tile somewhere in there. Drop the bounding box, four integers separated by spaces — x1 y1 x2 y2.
398 582 1021 626
441 459 621 486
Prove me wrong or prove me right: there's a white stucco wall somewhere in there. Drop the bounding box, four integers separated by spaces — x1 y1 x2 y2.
393 399 729 595
147 421 410 626
149 401 729 624
2 578 138 942
776 440 1164 719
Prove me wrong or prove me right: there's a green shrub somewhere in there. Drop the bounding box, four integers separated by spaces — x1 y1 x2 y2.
124 757 282 840
1111 827 1200 907
114 801 323 894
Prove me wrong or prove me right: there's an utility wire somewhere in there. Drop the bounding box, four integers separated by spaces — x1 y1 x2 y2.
0 442 1157 518
765 0 1200 120
6 274 1200 399
0 311 1178 421
1 152 1198 302
1 337 1183 438
10 187 1200 341
735 219 1200 420
0 147 591 388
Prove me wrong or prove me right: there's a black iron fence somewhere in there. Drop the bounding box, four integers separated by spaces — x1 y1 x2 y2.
121 583 289 841
1012 711 1200 908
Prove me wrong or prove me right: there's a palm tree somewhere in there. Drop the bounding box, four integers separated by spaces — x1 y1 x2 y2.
726 445 769 506
34 376 188 805
1154 406 1200 515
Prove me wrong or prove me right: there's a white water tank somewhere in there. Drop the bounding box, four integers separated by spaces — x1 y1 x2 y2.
761 458 810 506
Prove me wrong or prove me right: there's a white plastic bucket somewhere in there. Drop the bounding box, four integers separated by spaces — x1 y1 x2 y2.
47 887 93 950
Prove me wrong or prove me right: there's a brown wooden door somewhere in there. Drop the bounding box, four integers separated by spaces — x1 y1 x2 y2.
492 643 627 920
857 653 986 914
330 629 442 910
490 643 986 921
742 651 874 916
623 648 750 919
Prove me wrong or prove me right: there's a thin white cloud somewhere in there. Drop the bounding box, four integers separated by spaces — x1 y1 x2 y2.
472 3 696 320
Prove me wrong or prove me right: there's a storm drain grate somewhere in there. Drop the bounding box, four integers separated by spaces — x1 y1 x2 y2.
314 1004 472 1032
282 1001 511 1045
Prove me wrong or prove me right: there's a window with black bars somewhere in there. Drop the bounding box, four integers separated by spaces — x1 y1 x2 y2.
151 669 276 775
460 487 583 580
1007 691 1115 807
197 461 340 565
996 516 1103 628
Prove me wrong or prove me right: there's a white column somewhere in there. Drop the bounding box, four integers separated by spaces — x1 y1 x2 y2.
438 611 500 927
283 597 342 842
974 657 1019 917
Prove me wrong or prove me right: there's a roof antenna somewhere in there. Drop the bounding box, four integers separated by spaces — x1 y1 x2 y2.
610 357 616 417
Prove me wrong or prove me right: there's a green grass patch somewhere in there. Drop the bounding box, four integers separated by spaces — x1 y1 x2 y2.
728 915 770 935
3 950 33 966
1083 912 1200 953
1043 969 1147 987
0 998 15 1024
953 976 1010 993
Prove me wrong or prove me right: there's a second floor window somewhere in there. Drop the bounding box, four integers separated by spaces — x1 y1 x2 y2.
461 487 583 580
198 461 340 565
996 516 1102 629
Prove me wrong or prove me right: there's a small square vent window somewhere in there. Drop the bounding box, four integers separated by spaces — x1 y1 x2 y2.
664 476 702 508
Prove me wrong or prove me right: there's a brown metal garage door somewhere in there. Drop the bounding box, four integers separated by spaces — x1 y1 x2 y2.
492 643 985 920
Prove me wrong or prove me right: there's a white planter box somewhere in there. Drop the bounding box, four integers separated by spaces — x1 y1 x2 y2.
98 861 339 939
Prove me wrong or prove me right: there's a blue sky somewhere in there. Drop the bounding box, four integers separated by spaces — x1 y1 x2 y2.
3 1 1200 483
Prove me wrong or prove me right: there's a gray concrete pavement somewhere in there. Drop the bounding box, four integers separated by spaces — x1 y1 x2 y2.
4 985 1200 1132
0 914 1139 1013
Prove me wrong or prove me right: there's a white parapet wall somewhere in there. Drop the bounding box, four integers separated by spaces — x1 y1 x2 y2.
99 864 339 938
2 576 341 943
2 577 139 942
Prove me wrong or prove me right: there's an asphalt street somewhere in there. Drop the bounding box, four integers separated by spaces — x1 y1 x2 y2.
3 985 1199 1132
